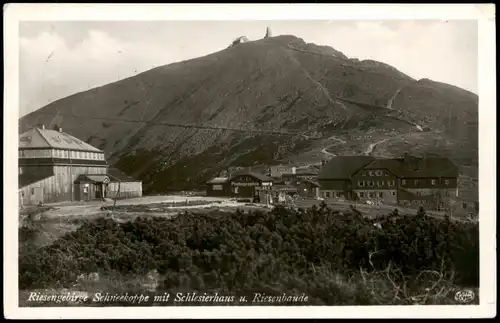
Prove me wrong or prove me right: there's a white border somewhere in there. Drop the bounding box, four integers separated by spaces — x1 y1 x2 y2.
3 3 496 319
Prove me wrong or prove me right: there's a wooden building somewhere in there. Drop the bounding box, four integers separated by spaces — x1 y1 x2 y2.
106 168 143 200
296 179 321 198
18 125 142 206
206 177 230 197
318 154 459 209
206 172 274 199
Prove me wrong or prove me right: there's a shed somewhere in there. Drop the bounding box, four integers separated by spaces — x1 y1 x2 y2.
107 168 143 199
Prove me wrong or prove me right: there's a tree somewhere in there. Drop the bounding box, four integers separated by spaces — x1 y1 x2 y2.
417 206 426 218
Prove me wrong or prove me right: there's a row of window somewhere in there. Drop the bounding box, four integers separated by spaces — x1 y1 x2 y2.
323 191 343 198
357 178 451 187
358 180 396 188
322 191 396 199
358 191 396 198
19 149 105 160
401 179 450 186
360 170 389 177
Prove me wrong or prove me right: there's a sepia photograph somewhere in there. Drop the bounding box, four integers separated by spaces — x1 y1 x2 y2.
3 3 496 319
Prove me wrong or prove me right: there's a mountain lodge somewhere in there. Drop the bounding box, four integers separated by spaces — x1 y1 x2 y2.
18 125 143 206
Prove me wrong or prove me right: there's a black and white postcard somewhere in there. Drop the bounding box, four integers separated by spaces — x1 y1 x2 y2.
3 3 496 319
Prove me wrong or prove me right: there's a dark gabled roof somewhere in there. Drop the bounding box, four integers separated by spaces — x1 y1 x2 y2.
108 167 141 182
295 168 319 175
230 171 274 182
318 156 376 180
363 157 459 178
19 171 54 188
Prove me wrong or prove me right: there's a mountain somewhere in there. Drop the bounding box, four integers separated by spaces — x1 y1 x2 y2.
19 34 478 195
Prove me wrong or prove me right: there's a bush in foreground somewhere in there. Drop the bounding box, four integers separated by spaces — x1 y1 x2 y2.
19 205 479 305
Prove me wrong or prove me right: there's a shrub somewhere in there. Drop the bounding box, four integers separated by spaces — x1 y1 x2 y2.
19 204 479 304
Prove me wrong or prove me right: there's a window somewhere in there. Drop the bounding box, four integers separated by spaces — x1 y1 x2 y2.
325 192 331 198
369 171 374 176
31 188 34 195
431 179 436 185
378 192 383 198
213 184 223 191
384 171 389 176
369 192 375 198
336 192 341 198
359 192 364 198
414 180 419 186
402 179 407 185
377 181 384 187
361 171 367 176
375 170 383 176
462 202 467 209
368 181 374 187
358 180 365 187
391 191 396 196
388 180 395 187
444 179 450 185
416 191 422 196
445 191 450 197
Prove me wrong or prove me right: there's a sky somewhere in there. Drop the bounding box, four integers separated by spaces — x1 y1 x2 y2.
19 20 478 117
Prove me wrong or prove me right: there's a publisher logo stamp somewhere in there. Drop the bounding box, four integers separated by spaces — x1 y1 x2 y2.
454 290 475 304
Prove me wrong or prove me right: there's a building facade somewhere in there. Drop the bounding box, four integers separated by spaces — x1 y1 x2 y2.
318 154 459 209
206 177 231 197
206 172 274 199
18 126 142 206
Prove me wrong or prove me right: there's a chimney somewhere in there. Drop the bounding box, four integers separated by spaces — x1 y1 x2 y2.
58 127 62 133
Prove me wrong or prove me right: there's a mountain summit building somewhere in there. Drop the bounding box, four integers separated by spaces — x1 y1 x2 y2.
18 125 142 206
